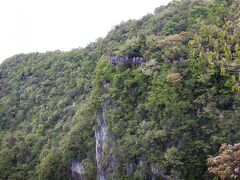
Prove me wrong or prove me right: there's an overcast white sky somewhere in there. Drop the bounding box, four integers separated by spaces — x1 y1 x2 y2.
0 0 171 63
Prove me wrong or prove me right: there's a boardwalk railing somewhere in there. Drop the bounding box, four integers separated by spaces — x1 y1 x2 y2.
110 56 144 65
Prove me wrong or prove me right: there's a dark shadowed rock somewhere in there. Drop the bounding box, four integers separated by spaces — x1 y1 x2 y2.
71 159 86 180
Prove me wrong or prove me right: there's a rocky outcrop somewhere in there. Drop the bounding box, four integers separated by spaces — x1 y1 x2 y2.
95 81 116 180
71 159 86 180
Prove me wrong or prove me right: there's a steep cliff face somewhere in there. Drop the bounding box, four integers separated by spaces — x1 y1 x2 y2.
95 81 116 180
1 0 240 179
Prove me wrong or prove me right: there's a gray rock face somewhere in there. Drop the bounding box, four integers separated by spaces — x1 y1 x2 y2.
71 159 86 180
95 100 116 180
95 81 116 180
96 101 109 180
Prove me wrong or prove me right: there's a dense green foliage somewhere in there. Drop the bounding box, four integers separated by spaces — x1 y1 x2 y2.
0 0 239 179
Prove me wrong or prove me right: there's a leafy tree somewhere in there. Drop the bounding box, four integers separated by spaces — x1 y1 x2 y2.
189 19 240 91
208 143 240 179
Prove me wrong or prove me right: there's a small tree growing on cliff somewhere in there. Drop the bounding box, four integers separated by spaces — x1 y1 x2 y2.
208 143 240 179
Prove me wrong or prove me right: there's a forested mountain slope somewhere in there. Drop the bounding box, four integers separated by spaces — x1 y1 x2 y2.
0 0 239 179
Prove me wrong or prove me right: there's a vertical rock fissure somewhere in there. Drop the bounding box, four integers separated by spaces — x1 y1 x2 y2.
95 81 115 180
96 101 109 180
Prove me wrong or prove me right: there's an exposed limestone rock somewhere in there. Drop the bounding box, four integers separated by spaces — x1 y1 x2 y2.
71 159 86 180
95 80 116 180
